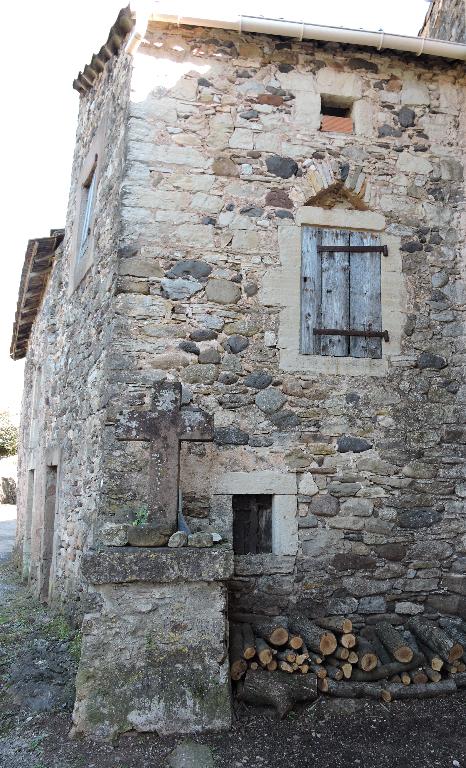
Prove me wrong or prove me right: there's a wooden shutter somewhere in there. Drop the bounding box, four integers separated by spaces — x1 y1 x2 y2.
300 227 321 355
349 232 382 359
232 495 272 555
300 226 383 359
320 229 350 357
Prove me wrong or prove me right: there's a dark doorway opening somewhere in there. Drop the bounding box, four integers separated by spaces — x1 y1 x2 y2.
39 465 58 602
22 469 35 581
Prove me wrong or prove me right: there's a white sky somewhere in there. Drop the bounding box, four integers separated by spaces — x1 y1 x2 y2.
1 0 431 421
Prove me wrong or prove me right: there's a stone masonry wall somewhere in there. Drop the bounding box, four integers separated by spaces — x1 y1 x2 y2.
16 51 132 610
421 0 466 43
106 23 466 625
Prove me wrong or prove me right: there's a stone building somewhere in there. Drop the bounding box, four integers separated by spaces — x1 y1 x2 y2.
11 1 466 738
421 0 466 43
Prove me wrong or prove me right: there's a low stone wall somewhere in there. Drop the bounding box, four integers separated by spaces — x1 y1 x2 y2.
73 547 233 739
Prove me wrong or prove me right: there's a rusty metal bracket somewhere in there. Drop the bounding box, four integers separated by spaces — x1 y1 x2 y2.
313 328 390 342
317 245 388 256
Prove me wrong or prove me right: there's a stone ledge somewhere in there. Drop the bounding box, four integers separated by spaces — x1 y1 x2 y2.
82 546 234 585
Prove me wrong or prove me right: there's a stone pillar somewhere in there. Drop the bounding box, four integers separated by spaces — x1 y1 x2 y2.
72 547 234 740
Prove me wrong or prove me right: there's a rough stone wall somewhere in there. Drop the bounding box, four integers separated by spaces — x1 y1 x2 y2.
421 0 466 43
16 51 132 609
107 23 466 623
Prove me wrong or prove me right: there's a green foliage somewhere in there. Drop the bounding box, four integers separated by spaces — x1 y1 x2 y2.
44 615 72 640
28 733 47 751
132 505 149 526
0 411 18 457
69 631 82 662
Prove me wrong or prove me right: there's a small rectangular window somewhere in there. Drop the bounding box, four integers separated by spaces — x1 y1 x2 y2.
77 159 97 262
320 98 353 133
301 227 387 359
232 495 272 555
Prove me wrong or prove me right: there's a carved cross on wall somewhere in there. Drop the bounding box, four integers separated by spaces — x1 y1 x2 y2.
115 382 213 535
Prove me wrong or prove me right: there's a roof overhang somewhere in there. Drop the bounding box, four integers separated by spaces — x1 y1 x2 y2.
73 2 466 96
10 230 64 361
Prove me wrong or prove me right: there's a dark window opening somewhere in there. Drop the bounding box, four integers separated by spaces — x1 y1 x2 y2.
22 469 35 581
320 99 353 133
232 495 272 555
321 104 351 118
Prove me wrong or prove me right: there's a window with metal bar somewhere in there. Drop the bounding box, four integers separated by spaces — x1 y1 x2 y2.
300 226 389 359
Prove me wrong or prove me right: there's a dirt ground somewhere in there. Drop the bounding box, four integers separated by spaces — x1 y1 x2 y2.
1 555 465 768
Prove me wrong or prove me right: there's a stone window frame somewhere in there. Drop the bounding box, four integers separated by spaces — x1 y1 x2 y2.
69 124 106 293
261 206 405 377
211 471 298 557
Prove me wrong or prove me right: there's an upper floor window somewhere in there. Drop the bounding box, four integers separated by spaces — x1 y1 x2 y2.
300 226 389 360
320 98 353 134
77 157 98 263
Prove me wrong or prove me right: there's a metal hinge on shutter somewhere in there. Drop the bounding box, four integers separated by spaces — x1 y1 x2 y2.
317 244 388 256
313 328 390 341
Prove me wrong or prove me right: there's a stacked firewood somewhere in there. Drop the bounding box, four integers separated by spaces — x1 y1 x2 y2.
231 613 466 713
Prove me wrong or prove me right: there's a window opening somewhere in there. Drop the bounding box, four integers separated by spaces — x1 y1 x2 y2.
320 98 353 133
301 227 388 359
232 495 272 555
77 158 97 262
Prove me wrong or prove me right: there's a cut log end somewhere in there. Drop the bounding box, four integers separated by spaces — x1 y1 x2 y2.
341 663 353 680
289 634 304 650
448 643 464 663
320 632 338 656
269 627 289 646
395 647 414 664
381 689 392 703
231 659 248 681
341 633 357 649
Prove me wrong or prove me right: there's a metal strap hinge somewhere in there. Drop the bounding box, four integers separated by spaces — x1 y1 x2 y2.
316 245 388 256
313 328 390 342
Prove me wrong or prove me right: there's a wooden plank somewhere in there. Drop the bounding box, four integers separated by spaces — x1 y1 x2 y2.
232 495 272 554
233 497 246 555
349 232 382 359
320 229 350 357
249 496 258 555
257 497 272 553
300 227 321 355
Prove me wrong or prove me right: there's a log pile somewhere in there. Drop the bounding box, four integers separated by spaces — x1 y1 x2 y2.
231 613 466 714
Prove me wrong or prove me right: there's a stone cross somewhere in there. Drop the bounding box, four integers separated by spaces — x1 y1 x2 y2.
115 382 213 535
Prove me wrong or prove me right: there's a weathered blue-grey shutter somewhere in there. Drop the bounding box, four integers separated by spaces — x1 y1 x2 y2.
349 232 382 359
320 229 351 357
300 227 321 354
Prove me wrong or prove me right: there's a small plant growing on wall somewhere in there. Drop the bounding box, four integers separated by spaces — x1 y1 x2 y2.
132 506 149 526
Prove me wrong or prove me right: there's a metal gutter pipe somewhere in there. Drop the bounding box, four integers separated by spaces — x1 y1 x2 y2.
143 8 466 61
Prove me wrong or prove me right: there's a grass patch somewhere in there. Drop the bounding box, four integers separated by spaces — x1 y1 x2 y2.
69 631 82 663
44 615 73 641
